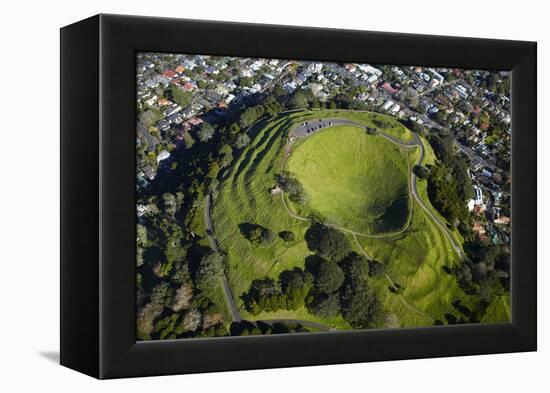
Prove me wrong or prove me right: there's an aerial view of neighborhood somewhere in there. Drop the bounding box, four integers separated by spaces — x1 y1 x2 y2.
136 52 511 340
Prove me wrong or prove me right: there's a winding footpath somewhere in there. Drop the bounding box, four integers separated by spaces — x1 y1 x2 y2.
204 114 466 330
352 233 433 323
204 194 242 322
204 194 333 330
285 117 467 262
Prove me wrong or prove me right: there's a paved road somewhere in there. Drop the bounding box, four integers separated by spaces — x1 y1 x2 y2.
331 64 498 173
204 194 242 322
286 117 467 262
403 133 468 262
137 120 157 151
205 194 332 329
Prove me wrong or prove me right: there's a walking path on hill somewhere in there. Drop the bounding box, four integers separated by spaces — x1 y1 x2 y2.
204 194 242 322
204 194 333 330
284 117 467 262
352 234 433 323
204 112 466 330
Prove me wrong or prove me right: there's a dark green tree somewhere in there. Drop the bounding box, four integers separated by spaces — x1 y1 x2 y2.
197 122 215 142
413 165 430 179
310 292 341 318
305 222 351 262
315 260 345 294
279 230 296 242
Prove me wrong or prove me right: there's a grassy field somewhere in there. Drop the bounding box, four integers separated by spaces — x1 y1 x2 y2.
212 113 314 304
286 125 411 235
210 109 506 328
481 294 511 323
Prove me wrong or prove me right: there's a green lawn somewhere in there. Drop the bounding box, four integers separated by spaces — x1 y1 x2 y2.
482 294 511 323
210 109 489 328
212 114 313 303
286 125 411 235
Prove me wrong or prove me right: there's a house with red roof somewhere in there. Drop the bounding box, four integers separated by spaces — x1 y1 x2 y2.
380 81 400 95
162 70 178 79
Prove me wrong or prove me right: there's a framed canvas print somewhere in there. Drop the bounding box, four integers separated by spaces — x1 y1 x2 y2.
60 14 537 379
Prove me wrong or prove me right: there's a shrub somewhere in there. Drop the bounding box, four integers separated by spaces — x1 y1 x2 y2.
279 230 296 242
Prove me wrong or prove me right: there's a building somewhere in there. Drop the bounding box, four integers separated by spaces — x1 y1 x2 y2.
383 100 394 111
157 150 171 163
390 103 401 114
427 68 445 85
367 74 378 85
482 169 493 178
380 81 400 95
162 70 178 79
454 85 469 99
468 185 485 212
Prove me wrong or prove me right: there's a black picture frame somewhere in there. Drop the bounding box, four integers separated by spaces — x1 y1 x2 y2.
60 14 537 379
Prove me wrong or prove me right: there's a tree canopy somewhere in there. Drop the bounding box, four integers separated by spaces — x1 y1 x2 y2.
305 223 351 262
315 259 345 294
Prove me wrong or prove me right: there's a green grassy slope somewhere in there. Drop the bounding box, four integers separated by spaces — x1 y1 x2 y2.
210 109 488 328
481 294 511 323
211 114 312 301
286 125 411 235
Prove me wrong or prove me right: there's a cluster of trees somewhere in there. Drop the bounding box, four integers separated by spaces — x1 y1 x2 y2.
136 79 307 341
448 234 510 324
339 253 384 328
413 165 430 179
424 129 509 324
136 173 231 340
242 222 384 329
277 172 307 204
242 268 314 315
304 222 351 262
240 223 277 245
136 247 231 340
164 85 193 108
479 73 510 96
289 88 322 109
427 164 470 224
426 133 473 224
